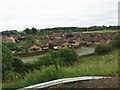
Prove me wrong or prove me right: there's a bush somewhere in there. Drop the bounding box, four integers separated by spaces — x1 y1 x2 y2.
111 36 120 48
22 63 40 73
24 65 63 86
59 48 79 65
48 43 54 49
37 53 53 66
3 71 22 82
2 45 13 81
12 58 24 72
95 44 112 54
4 42 21 52
37 48 79 66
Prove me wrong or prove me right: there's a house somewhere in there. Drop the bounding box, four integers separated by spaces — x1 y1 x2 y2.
79 32 120 46
40 39 52 50
24 43 42 52
67 37 80 46
2 35 18 42
40 38 70 50
50 38 70 49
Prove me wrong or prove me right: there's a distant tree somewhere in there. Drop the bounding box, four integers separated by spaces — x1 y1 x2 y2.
10 30 18 34
2 31 10 36
19 31 26 36
4 42 21 52
24 28 31 34
2 30 18 35
31 27 38 34
25 36 36 43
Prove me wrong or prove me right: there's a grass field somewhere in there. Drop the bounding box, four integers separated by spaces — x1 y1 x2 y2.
82 30 120 33
20 54 45 60
3 49 119 89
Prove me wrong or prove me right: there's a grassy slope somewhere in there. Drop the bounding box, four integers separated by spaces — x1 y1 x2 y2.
82 30 120 33
64 49 118 77
3 49 119 89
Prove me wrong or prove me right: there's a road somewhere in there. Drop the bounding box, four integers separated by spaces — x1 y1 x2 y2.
22 58 38 63
22 47 95 63
77 47 95 56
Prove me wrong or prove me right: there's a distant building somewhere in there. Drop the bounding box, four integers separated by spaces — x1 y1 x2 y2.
23 43 42 52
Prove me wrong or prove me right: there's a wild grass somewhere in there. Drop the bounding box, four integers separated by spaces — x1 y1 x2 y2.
82 30 120 33
2 49 119 89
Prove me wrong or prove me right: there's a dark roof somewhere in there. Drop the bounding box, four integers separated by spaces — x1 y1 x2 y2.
67 37 76 43
40 39 51 46
83 37 103 42
50 38 65 46
24 43 41 49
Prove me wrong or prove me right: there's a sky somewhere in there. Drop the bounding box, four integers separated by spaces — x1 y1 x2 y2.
0 0 119 31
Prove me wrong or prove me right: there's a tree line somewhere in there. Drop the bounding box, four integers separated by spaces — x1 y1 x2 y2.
2 25 120 35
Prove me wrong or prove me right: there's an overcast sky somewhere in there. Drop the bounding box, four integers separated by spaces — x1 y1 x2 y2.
0 0 119 31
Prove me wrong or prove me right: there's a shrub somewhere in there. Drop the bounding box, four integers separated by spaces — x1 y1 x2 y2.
22 63 40 72
37 53 53 66
3 71 22 82
59 48 79 65
2 45 14 81
37 48 79 66
111 36 120 48
12 58 24 72
48 43 54 49
23 65 63 86
95 43 112 54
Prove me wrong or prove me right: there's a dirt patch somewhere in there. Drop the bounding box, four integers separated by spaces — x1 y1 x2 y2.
44 77 118 89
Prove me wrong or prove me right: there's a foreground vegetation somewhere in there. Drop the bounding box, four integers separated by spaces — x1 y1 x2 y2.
2 33 119 89
2 48 118 89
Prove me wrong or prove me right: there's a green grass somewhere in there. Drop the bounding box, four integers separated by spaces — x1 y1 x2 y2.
2 49 119 89
20 54 45 60
82 30 120 33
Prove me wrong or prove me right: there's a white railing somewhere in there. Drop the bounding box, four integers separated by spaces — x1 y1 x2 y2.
17 76 110 90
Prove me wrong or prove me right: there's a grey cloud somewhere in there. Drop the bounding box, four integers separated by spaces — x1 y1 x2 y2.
0 0 118 31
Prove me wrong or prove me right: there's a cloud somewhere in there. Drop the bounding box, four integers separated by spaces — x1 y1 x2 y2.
0 0 119 31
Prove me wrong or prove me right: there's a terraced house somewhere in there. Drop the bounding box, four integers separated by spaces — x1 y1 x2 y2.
24 43 42 52
2 32 119 52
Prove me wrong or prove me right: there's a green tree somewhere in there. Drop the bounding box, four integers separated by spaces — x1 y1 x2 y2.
31 27 38 34
2 45 13 76
25 36 36 43
24 28 31 34
49 44 54 49
4 42 21 52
